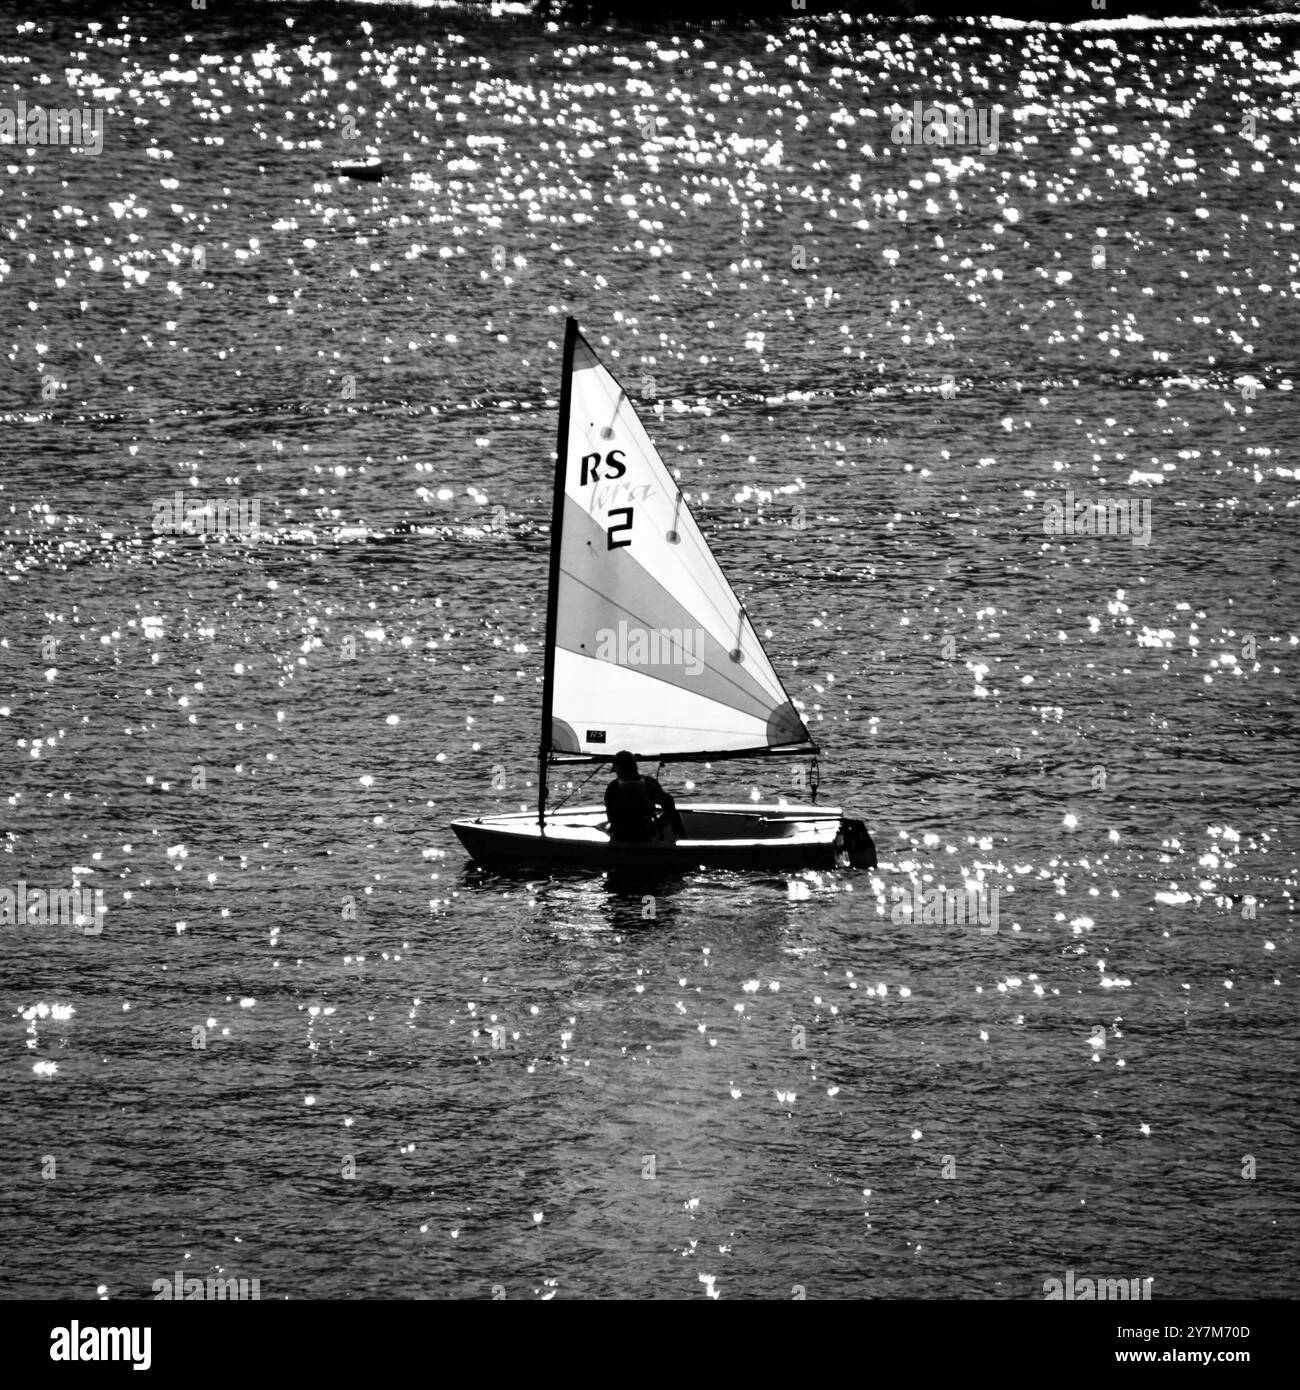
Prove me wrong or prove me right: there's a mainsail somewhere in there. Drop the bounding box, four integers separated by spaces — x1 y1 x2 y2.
539 318 816 772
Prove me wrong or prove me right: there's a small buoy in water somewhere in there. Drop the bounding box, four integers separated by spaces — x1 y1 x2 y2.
332 157 384 182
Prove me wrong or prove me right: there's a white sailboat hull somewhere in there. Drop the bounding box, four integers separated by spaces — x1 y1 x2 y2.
450 802 876 872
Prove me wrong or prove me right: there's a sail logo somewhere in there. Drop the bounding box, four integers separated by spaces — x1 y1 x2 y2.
152 1271 261 1299
1043 1269 1154 1300
595 621 706 677
1 881 105 935
1043 490 1151 547
891 882 998 934
50 1323 150 1369
590 479 655 511
0 100 104 155
152 492 263 537
891 100 999 154
579 450 625 485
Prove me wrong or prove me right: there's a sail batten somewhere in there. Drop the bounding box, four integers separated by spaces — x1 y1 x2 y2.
542 318 814 764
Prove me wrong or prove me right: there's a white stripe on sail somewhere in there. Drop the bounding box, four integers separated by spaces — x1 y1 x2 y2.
551 649 798 757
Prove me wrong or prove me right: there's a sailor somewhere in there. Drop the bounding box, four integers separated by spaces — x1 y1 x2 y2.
604 751 686 842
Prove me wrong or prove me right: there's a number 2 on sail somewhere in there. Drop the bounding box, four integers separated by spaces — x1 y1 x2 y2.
607 506 633 549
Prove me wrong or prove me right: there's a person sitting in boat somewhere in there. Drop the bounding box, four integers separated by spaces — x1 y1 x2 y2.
604 751 686 842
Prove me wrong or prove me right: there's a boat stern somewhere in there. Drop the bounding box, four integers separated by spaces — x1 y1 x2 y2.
835 817 877 869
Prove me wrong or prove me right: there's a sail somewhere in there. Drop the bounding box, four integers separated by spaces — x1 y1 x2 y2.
544 321 816 762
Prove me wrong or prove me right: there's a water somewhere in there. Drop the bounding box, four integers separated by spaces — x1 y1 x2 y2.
1 1 1297 1301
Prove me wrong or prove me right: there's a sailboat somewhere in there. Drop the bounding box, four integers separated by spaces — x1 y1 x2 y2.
449 317 877 872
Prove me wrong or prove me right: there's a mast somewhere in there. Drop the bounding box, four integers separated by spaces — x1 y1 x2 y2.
538 315 579 830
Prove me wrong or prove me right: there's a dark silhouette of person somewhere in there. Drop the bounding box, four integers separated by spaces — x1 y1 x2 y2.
604 751 686 842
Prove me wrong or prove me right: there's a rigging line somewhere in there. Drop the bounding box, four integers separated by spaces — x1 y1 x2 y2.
549 760 605 812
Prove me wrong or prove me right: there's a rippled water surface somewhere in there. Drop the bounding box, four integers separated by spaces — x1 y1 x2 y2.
1 2 1298 1300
